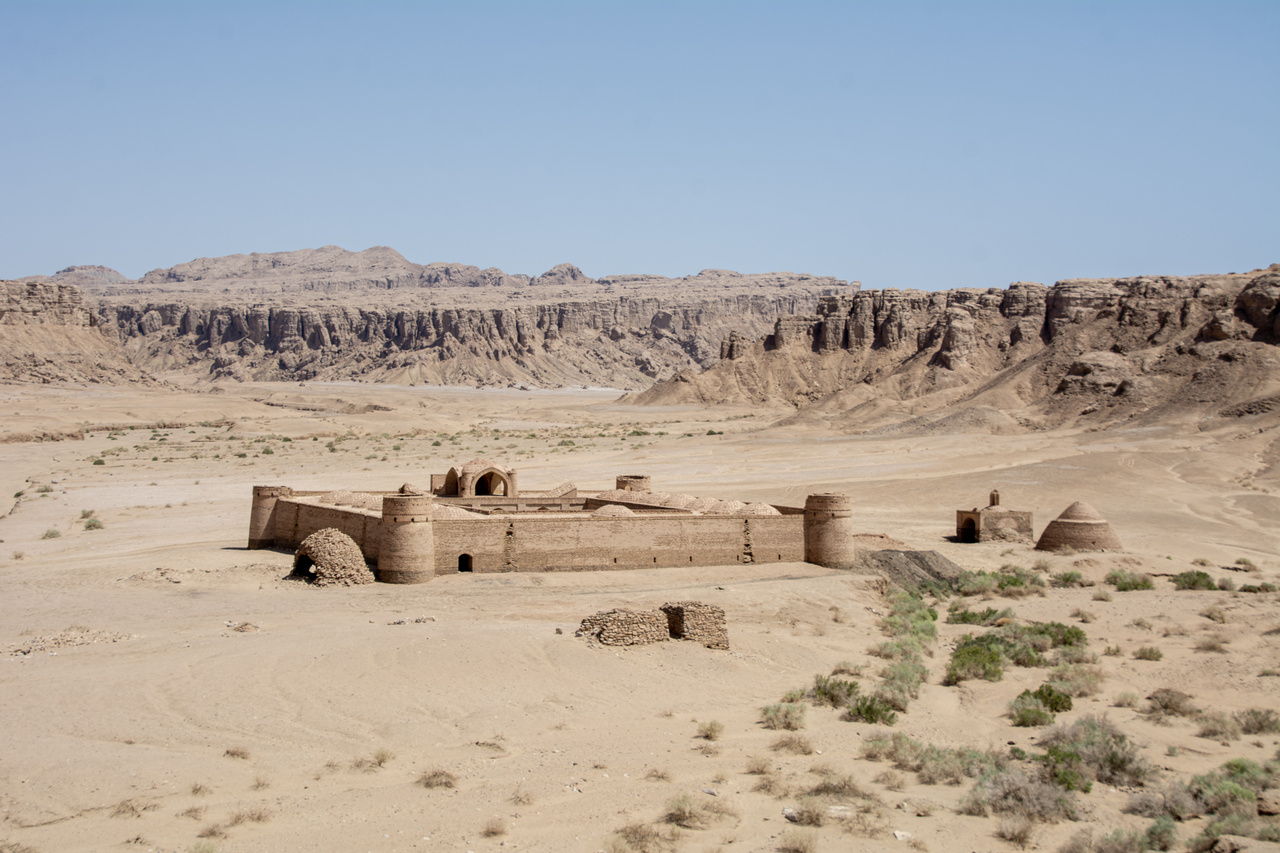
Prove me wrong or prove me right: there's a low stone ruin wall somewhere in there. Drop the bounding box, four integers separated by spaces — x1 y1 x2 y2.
576 609 669 646
576 601 728 650
661 601 729 650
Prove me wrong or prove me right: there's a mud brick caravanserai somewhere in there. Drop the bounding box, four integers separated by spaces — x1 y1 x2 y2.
248 460 1122 583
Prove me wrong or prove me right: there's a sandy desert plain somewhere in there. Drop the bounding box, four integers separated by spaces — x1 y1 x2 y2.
0 379 1277 853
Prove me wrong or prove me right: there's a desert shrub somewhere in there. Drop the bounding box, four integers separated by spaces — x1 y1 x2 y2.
1240 583 1278 593
745 755 772 775
771 734 814 755
880 658 927 696
843 695 897 726
1146 688 1198 719
831 660 861 676
1234 708 1280 734
781 688 807 703
776 828 818 853
761 703 805 730
961 767 1076 821
944 637 1004 685
1047 663 1103 697
947 604 1013 626
1194 634 1230 653
956 571 999 596
1235 557 1257 570
608 822 680 853
1052 570 1086 588
1106 570 1154 591
810 675 859 708
1196 712 1241 741
1039 714 1153 787
40 528 61 540
1009 695 1054 728
1093 590 1113 601
872 731 1003 785
1200 605 1227 623
1070 608 1095 624
1124 781 1199 820
1114 692 1139 708
1133 646 1163 661
1146 809 1172 845
83 517 104 530
874 769 906 791
662 793 719 829
417 769 457 789
1172 570 1217 590
997 814 1036 848
805 773 875 801
696 720 724 741
1056 645 1100 665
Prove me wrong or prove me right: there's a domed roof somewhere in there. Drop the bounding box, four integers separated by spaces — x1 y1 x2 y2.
1056 501 1105 522
742 502 781 516
461 458 508 475
686 497 719 513
399 482 426 495
663 494 697 509
706 499 748 515
593 504 635 518
432 503 483 519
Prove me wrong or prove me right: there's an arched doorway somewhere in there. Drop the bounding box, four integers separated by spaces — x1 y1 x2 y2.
960 518 978 543
475 471 508 496
458 554 473 572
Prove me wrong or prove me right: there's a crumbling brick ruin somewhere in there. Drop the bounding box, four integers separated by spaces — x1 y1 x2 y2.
291 527 375 587
576 602 728 649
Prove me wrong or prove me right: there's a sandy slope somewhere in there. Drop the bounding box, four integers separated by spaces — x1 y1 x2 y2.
0 381 1277 853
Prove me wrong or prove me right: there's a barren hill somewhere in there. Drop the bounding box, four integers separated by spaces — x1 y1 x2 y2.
631 265 1280 431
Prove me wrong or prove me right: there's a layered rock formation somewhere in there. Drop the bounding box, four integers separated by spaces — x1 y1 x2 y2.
68 247 845 388
1 281 150 384
635 266 1280 430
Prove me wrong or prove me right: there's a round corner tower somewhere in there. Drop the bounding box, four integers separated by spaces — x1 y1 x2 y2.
248 485 291 549
377 494 435 584
803 493 857 569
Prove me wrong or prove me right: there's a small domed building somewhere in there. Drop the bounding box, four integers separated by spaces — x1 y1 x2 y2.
1035 501 1123 552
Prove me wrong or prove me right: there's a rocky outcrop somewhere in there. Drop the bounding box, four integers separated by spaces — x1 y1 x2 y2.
635 265 1280 429
0 281 151 383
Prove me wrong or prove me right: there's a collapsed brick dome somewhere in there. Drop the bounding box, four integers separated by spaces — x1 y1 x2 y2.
292 528 375 587
1035 502 1123 552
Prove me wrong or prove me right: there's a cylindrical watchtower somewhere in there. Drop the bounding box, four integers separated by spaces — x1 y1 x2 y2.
803 493 857 569
616 474 651 492
248 485 291 549
378 494 435 584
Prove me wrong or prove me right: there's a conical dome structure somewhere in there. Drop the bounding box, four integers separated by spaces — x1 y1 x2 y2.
1035 502 1122 552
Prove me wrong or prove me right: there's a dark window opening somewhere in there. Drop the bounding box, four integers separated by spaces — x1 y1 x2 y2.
960 518 978 544
458 554 473 572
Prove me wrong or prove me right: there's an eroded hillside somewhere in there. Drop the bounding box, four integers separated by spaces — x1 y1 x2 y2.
632 266 1280 431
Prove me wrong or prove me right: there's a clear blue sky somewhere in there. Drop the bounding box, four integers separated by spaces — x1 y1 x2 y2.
2 1 1276 290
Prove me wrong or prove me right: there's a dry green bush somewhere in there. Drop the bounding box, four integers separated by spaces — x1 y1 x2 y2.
509 785 534 805
351 748 394 771
1133 646 1163 661
761 703 806 730
1113 692 1139 708
696 720 724 741
1200 606 1227 624
196 824 227 839
178 805 206 820
644 768 672 782
111 799 156 818
805 774 877 801
960 768 1076 821
745 755 772 775
223 746 250 760
190 782 210 796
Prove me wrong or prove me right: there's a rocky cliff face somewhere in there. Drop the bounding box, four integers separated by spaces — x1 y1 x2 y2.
1 281 149 383
635 266 1280 430
56 246 847 388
